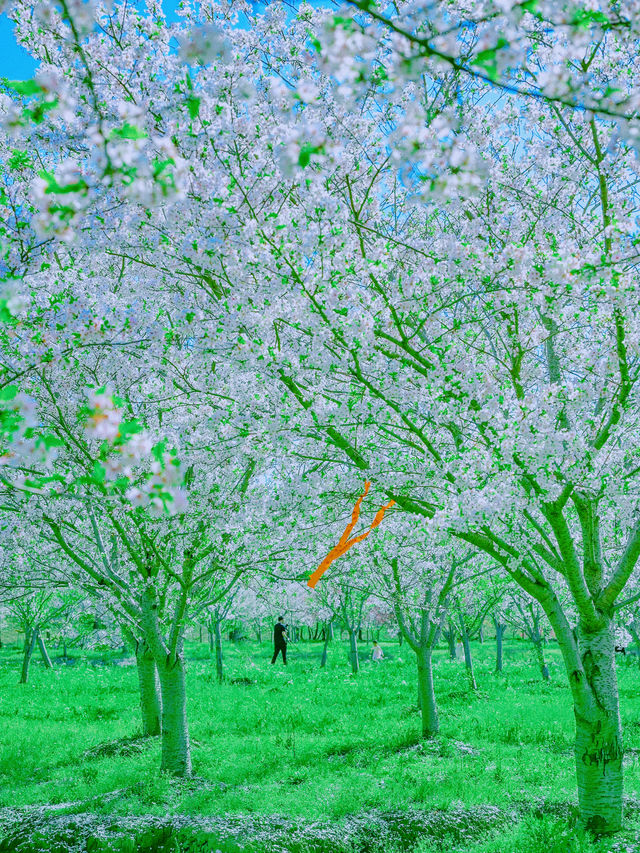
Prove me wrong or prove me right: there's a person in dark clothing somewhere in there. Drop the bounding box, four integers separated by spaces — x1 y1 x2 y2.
271 616 288 665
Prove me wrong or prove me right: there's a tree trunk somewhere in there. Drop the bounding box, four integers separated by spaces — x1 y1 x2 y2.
136 642 162 737
214 617 224 683
208 625 214 653
158 657 192 776
328 622 334 641
199 626 203 643
462 631 477 690
573 622 623 834
494 619 505 673
256 623 262 644
444 625 457 660
534 639 550 681
37 634 53 669
478 623 484 644
320 623 330 668
416 645 439 738
628 622 640 670
348 629 359 674
20 627 38 684
398 632 403 647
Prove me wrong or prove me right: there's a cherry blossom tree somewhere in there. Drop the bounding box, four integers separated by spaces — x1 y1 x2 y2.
3 0 640 833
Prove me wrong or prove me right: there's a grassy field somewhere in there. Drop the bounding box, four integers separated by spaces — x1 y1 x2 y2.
1 636 640 852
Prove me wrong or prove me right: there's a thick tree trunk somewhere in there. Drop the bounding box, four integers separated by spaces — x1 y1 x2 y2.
416 646 439 738
37 634 53 669
572 622 623 835
136 642 162 737
214 618 223 683
158 657 192 777
494 619 505 673
348 630 359 674
20 627 38 684
462 632 477 690
328 622 335 641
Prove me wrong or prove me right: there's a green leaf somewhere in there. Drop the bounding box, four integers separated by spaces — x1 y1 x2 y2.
38 170 88 196
0 385 18 402
109 123 148 141
153 157 175 177
298 143 324 168
117 419 143 440
23 98 58 124
91 461 106 484
570 8 610 28
186 95 200 119
471 38 509 82
5 79 43 96
152 439 166 463
36 434 64 450
8 150 33 171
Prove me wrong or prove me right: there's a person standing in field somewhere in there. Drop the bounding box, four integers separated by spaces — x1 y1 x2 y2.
371 640 384 663
271 616 288 665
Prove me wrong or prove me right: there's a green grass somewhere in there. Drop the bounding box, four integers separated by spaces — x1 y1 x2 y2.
1 637 640 851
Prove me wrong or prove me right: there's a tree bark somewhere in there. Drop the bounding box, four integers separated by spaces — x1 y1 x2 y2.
416 645 439 738
534 639 550 681
443 624 457 660
214 617 223 683
136 641 162 737
462 631 477 690
572 622 623 834
37 634 53 669
157 657 192 776
20 627 38 684
493 619 505 673
628 619 640 670
349 629 359 674
320 622 330 668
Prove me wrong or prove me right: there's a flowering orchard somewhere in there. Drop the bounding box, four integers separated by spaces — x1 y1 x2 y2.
1 0 640 841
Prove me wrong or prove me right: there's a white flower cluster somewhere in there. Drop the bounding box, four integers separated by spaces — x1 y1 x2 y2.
177 24 232 65
31 161 89 243
0 392 58 475
84 389 187 516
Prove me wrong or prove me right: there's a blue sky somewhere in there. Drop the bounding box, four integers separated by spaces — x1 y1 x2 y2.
0 1 185 80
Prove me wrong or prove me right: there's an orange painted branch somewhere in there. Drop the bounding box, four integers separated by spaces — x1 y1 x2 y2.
308 483 395 589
